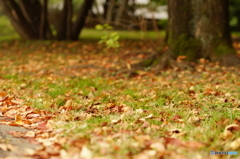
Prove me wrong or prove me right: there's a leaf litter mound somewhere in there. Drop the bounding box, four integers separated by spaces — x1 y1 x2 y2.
0 40 240 159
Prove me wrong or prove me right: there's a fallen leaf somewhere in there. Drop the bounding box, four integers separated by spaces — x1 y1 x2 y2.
80 146 93 159
15 114 24 125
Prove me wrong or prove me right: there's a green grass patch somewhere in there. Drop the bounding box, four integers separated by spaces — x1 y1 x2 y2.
80 28 164 40
0 41 239 158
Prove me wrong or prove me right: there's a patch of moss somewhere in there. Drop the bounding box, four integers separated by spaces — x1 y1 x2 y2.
168 33 201 61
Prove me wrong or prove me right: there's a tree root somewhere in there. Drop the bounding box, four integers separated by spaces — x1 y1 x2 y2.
124 51 240 77
216 54 240 67
127 52 194 77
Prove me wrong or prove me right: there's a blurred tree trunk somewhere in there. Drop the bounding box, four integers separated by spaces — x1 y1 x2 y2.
71 0 94 40
57 0 73 40
114 0 129 25
103 0 110 19
0 0 93 41
166 0 240 66
106 0 116 23
0 0 39 39
40 0 50 39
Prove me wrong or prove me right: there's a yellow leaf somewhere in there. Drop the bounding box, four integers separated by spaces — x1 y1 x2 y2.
15 114 24 125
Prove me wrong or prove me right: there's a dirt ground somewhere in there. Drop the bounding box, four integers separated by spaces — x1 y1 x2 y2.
0 120 40 158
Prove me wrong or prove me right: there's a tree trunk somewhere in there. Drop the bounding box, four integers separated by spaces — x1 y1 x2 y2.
0 0 28 39
103 0 110 19
1 0 93 41
57 0 72 40
1 0 38 39
106 0 115 23
40 0 48 39
66 0 73 40
166 0 240 66
114 0 128 25
71 0 94 40
166 0 197 60
192 0 233 61
18 0 40 35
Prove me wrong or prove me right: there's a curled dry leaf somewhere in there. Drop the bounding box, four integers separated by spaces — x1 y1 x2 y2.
221 124 240 139
25 131 36 138
0 143 16 151
80 146 93 159
135 108 144 114
133 150 157 159
164 137 204 149
111 119 121 124
11 98 24 105
122 106 133 114
228 137 240 150
15 114 24 125
64 99 73 107
150 142 165 152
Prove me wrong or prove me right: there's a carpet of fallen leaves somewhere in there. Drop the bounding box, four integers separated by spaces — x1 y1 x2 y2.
0 40 240 159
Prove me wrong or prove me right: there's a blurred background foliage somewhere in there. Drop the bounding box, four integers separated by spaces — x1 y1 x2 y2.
0 0 240 41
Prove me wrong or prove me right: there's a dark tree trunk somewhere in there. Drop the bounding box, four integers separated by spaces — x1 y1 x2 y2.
114 0 129 25
103 0 110 19
106 0 115 23
0 0 93 41
18 0 40 35
0 0 28 39
71 0 94 40
192 0 233 61
166 0 198 60
1 0 38 39
57 0 73 40
166 0 240 66
40 0 48 39
66 0 73 40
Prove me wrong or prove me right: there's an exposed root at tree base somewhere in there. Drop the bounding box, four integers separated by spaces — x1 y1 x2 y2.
127 52 194 77
214 54 240 67
126 52 240 77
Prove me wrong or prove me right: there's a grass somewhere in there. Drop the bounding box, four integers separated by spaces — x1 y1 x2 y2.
0 15 163 41
1 42 239 158
0 16 20 40
80 28 164 40
0 24 239 158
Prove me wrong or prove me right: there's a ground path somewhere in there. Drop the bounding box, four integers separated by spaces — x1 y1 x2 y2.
0 122 40 158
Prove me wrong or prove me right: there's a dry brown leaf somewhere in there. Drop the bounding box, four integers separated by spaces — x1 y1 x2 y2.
80 146 93 159
15 114 24 125
0 143 16 151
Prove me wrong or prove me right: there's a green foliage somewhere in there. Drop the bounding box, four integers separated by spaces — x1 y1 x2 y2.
229 0 240 31
95 24 120 49
0 16 19 40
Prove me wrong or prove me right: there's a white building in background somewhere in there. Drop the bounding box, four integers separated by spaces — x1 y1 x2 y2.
52 0 168 20
93 0 168 20
134 5 168 20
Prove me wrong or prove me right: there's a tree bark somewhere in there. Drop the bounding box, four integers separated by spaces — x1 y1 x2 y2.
18 0 39 35
40 0 48 39
166 0 197 60
0 0 28 39
114 0 128 25
56 0 73 40
106 0 116 23
66 0 73 40
1 0 38 39
166 0 240 66
1 0 92 41
192 0 233 60
71 0 94 40
103 0 110 19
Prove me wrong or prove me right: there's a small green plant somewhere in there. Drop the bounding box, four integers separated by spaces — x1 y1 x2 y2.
95 23 120 48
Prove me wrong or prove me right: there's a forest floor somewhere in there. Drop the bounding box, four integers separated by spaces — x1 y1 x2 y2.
0 40 239 159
